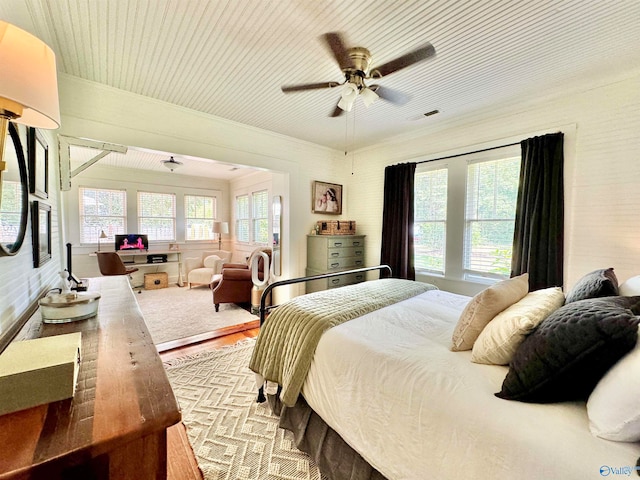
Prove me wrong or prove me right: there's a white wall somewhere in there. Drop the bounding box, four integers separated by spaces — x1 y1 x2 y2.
345 70 640 294
0 125 63 348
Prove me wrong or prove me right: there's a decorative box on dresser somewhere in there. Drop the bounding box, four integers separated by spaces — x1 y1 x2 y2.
306 234 366 293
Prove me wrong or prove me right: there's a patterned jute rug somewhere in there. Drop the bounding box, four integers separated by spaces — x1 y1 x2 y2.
164 339 325 479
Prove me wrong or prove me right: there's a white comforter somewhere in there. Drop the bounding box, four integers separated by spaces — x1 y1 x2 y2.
302 289 640 480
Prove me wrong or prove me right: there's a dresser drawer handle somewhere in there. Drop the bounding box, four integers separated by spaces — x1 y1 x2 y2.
331 252 340 257
355 250 363 256
353 241 360 246
331 278 340 285
355 260 363 266
355 275 364 280
334 242 343 247
331 263 340 268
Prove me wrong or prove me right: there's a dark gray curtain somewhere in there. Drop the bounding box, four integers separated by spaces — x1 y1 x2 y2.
511 132 564 290
380 163 416 280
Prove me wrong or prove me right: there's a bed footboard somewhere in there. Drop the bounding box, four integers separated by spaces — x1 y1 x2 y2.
255 265 392 402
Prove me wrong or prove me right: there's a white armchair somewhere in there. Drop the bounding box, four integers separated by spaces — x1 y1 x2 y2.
184 250 232 288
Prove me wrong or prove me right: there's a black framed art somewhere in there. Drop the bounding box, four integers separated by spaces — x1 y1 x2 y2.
28 128 48 199
32 201 51 268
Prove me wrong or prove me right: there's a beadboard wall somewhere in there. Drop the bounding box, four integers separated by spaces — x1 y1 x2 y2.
344 70 640 295
0 126 62 351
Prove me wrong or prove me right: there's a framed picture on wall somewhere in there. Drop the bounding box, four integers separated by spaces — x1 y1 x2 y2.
32 201 52 268
312 181 342 215
28 128 49 200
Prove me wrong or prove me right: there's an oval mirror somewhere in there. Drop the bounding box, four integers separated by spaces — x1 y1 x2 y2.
0 123 28 256
272 195 282 276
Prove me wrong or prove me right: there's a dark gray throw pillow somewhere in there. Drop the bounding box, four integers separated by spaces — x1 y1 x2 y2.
564 268 619 304
496 296 640 403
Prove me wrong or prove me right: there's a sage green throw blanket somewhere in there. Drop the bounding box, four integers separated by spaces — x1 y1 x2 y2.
249 278 436 406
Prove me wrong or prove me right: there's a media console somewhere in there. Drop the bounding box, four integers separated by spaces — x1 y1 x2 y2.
116 250 184 287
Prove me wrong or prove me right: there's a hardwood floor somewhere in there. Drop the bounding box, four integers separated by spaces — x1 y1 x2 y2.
162 325 260 480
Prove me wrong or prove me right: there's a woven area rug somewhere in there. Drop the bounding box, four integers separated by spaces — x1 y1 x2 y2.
164 340 325 480
136 285 258 345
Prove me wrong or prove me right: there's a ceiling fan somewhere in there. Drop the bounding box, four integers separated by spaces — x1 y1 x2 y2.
281 32 436 117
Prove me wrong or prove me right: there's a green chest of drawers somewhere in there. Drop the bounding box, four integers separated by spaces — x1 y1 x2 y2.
306 234 366 293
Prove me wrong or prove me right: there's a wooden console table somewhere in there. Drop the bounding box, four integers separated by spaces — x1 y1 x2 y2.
117 250 184 287
0 276 181 479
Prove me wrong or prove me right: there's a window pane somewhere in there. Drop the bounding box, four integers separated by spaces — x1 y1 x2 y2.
236 195 249 242
252 190 269 244
79 187 126 243
138 191 176 241
414 168 448 273
464 157 520 277
185 194 216 241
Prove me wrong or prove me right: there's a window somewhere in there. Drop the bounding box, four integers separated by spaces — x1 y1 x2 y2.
185 195 216 241
414 168 448 273
464 157 520 278
138 191 176 241
79 187 126 243
252 190 269 244
236 194 249 242
414 147 520 282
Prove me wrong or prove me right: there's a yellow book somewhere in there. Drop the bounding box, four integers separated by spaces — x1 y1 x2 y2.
0 332 82 416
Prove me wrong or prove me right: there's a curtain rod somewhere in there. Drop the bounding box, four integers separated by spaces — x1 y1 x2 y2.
416 140 521 164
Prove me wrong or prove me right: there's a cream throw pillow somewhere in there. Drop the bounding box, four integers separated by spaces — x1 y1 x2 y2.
451 273 529 352
471 287 565 365
587 327 640 442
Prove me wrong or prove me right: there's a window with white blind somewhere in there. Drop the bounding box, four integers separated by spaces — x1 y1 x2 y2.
79 187 126 243
464 157 520 278
414 167 448 274
185 194 216 241
252 190 269 245
414 146 520 282
138 191 176 241
236 194 249 242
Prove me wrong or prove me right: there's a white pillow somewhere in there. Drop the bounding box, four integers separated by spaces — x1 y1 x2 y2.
619 275 640 296
203 254 221 268
451 273 529 352
587 327 640 442
471 287 565 365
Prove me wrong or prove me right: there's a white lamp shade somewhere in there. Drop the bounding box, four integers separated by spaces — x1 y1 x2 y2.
360 87 379 107
0 21 60 129
212 221 229 234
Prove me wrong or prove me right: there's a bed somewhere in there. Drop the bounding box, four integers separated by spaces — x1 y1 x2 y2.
249 267 640 479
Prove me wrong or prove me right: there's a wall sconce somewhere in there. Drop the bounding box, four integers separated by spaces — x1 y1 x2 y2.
0 21 60 198
212 221 229 250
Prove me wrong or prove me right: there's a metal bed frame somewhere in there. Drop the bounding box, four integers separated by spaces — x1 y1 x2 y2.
255 264 392 402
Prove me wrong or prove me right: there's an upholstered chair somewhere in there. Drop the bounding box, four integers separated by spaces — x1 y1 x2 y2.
184 250 232 288
211 247 272 312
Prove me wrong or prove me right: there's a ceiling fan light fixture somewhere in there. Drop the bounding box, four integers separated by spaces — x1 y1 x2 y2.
338 82 358 111
360 87 379 107
162 156 183 172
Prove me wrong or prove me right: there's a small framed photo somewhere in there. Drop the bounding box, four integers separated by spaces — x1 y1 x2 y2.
312 181 342 215
169 243 180 251
28 128 49 200
32 201 51 268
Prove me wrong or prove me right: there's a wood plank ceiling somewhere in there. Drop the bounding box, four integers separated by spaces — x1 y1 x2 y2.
1 0 640 176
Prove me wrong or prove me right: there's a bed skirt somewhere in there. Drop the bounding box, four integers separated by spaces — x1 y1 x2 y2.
269 393 388 480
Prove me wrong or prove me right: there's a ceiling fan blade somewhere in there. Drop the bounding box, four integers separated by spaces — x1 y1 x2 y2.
370 85 411 105
322 32 354 71
281 81 339 93
370 42 435 78
329 101 344 117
